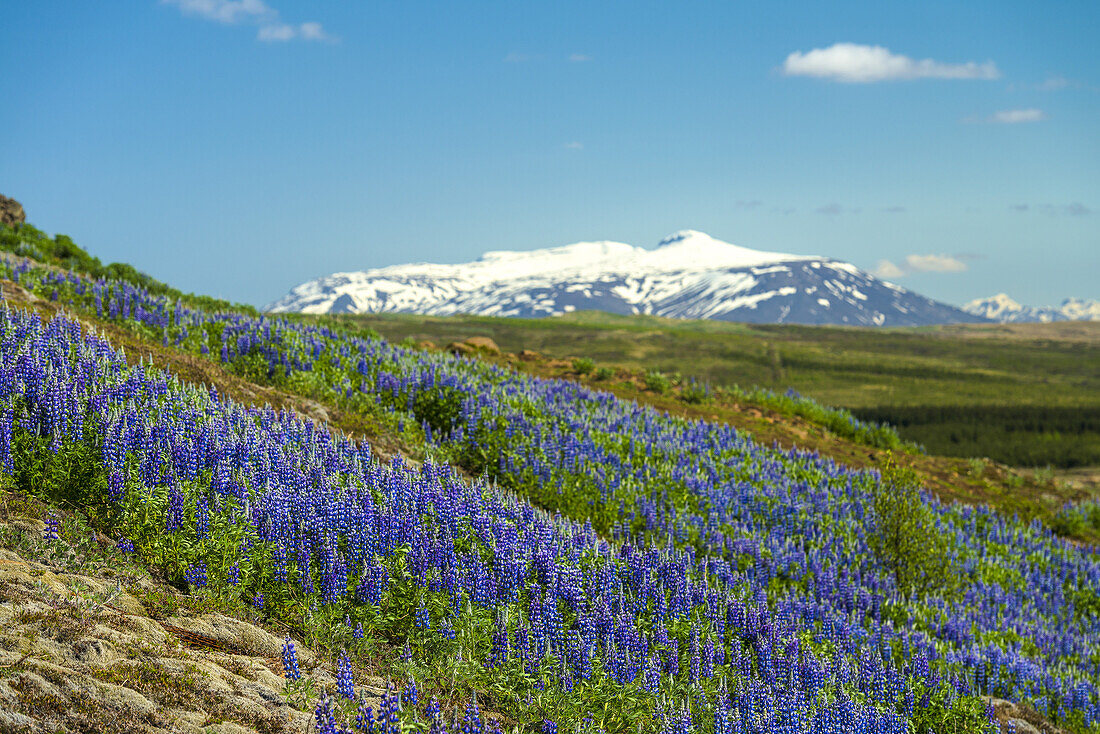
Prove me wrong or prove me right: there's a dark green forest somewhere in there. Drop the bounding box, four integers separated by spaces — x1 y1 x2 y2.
851 405 1100 467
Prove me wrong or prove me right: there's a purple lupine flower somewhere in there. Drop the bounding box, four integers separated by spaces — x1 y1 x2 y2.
461 699 482 734
43 512 60 541
379 686 400 734
165 482 184 533
185 561 207 589
282 636 301 681
402 677 418 708
416 600 431 629
107 469 124 503
315 694 338 734
357 702 375 733
337 649 354 699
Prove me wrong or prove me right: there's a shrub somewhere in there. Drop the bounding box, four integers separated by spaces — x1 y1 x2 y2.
644 370 670 394
966 458 986 478
1050 499 1100 541
572 357 595 375
867 455 960 599
680 378 711 405
1034 465 1057 486
593 366 615 381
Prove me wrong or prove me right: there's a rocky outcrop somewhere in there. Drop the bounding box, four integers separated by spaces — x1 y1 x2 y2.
463 336 500 354
0 195 25 229
0 512 368 733
982 696 1069 734
447 337 501 357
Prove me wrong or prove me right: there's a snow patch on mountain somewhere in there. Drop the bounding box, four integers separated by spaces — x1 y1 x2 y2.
962 294 1100 323
267 231 987 327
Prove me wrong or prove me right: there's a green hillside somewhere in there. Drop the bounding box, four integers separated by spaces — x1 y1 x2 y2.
1 222 1098 734
336 311 1100 468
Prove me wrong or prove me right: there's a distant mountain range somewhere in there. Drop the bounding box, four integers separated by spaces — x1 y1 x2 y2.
267 231 992 326
962 294 1100 323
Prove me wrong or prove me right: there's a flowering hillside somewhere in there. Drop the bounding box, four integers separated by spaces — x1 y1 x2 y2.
0 255 1097 733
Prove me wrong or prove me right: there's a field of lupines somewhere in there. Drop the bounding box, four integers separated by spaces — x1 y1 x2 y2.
1 258 1099 733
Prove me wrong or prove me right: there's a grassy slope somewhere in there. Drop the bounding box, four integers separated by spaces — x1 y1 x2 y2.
0 312 1078 733
337 311 1099 408
443 340 1100 543
338 311 1100 467
3 225 1096 730
0 278 421 466
11 272 1092 541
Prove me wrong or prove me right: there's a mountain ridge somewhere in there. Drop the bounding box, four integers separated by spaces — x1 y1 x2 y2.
266 231 987 327
963 293 1100 323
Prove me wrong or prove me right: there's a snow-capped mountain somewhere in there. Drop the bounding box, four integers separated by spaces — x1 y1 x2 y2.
266 230 986 327
962 293 1100 323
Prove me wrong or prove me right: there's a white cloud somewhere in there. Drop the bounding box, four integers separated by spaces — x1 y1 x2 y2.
163 0 274 24
782 43 999 83
258 21 333 42
873 253 968 279
1014 202 1094 216
298 22 327 41
815 203 843 215
568 53 592 63
256 22 294 41
163 0 331 42
905 254 967 273
1038 76 1071 91
963 108 1047 124
871 260 906 279
504 52 532 63
990 108 1046 124
563 141 584 150
1011 76 1095 92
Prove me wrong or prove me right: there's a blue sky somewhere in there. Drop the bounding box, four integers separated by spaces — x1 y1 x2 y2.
2 1 1097 308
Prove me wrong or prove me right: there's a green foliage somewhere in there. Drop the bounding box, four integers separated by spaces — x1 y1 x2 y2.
1050 500 1100 541
1065 584 1100 623
852 405 1100 468
571 357 595 375
1034 465 1057 485
721 385 909 451
593 366 615 381
0 223 257 315
644 370 671 394
5 255 1094 733
345 310 1100 468
282 675 318 711
679 377 711 405
12 430 107 512
867 455 961 600
227 349 289 387
966 457 987 477
907 683 1000 734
